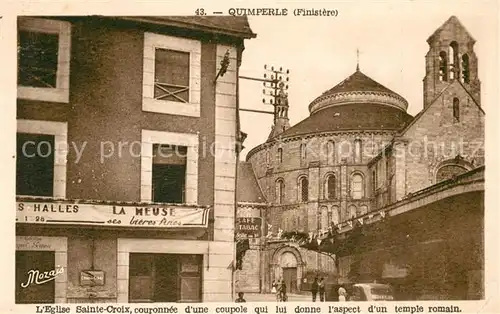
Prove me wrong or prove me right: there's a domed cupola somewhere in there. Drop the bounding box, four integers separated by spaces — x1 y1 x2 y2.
308 68 409 114
273 67 413 139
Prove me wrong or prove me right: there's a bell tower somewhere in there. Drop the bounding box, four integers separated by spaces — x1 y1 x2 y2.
423 16 481 108
268 82 290 139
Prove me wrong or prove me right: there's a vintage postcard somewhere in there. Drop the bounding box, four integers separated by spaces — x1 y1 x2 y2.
0 0 498 312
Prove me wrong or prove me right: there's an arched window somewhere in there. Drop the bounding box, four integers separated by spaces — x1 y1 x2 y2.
348 205 357 219
449 41 459 80
354 139 362 163
330 206 340 226
439 51 448 82
351 173 364 199
298 176 309 202
461 54 470 83
324 174 336 199
276 179 285 204
277 148 283 164
326 140 335 165
453 98 460 122
300 143 307 160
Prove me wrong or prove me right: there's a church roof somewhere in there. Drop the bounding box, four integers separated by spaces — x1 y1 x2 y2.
277 103 413 138
311 69 405 104
427 15 475 44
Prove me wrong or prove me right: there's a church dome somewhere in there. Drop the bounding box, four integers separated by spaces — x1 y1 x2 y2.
275 69 413 139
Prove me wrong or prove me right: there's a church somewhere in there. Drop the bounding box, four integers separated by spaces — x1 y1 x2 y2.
235 15 485 300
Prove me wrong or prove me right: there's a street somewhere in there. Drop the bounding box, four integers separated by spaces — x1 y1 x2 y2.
243 293 314 302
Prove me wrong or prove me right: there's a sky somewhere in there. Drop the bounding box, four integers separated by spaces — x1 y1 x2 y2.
237 1 498 160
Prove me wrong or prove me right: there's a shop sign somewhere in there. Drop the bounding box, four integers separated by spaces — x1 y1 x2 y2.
236 217 261 238
80 270 105 286
16 201 210 228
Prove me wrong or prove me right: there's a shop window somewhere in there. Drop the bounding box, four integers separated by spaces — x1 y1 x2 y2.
17 17 71 103
16 133 55 197
154 49 190 103
325 174 336 199
129 253 202 303
351 173 364 199
152 144 187 203
298 176 308 202
276 178 285 205
16 251 55 304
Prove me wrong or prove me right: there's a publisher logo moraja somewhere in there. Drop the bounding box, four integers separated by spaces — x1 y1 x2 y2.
20 265 64 288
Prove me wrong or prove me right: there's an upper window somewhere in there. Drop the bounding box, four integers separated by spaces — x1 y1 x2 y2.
439 51 448 82
300 143 307 160
448 41 459 80
152 145 187 204
351 173 364 200
461 54 470 84
436 164 467 182
17 133 55 197
453 98 460 122
298 176 309 202
143 32 201 117
277 148 283 164
276 179 285 205
354 139 362 163
17 17 71 103
154 49 190 103
326 140 335 165
325 174 336 200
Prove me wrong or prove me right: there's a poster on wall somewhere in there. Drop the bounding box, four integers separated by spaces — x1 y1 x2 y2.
16 201 210 228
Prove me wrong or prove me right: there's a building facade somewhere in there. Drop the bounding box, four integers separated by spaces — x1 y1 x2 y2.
237 16 485 299
15 16 255 303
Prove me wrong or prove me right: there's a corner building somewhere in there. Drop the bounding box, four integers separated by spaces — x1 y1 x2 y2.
240 16 484 300
15 16 255 303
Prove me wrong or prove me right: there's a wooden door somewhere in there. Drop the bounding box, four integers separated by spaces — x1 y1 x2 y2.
282 267 297 293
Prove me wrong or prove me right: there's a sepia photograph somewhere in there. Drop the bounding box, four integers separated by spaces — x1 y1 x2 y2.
3 0 497 309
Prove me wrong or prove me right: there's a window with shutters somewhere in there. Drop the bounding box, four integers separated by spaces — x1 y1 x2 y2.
152 144 187 203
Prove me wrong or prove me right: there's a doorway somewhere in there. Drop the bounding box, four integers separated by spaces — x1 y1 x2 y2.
16 250 55 304
283 267 298 293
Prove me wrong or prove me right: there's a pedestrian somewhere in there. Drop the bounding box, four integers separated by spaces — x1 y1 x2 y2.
280 279 288 302
318 277 326 301
273 279 281 302
311 277 319 302
235 292 246 303
338 285 347 302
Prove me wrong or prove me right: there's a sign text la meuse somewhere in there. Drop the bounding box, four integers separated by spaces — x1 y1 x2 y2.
112 206 176 216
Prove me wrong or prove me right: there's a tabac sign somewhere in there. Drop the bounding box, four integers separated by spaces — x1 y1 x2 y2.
236 217 262 239
16 201 210 228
